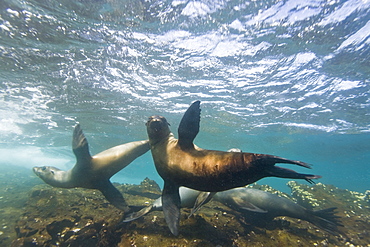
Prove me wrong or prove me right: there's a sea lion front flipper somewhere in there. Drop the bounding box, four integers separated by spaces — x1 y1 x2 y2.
228 197 267 213
96 180 130 212
189 192 216 218
72 124 92 165
162 182 181 236
122 204 154 223
178 100 201 149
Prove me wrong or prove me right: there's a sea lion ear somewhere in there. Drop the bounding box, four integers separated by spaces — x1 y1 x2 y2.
178 100 201 149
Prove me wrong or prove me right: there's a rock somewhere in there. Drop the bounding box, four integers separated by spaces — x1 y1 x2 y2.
5 177 370 246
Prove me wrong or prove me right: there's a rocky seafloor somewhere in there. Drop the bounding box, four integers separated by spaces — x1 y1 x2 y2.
0 166 369 247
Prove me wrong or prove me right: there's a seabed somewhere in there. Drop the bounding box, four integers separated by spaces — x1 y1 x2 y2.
0 166 369 247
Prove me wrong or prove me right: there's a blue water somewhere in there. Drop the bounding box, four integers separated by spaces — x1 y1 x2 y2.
0 0 369 195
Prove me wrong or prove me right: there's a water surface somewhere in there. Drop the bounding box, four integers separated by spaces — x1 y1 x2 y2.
1 0 369 193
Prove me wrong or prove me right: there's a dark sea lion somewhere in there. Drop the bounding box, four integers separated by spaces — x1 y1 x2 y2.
212 187 343 236
33 124 150 212
122 187 343 236
145 100 321 235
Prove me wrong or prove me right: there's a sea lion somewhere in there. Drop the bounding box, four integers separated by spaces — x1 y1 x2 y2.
212 187 343 236
145 100 321 235
33 124 150 212
122 187 343 236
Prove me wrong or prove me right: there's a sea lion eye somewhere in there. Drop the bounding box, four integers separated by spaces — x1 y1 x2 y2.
51 170 54 175
42 166 47 171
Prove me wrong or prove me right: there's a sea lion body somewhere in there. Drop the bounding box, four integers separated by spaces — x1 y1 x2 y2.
72 141 150 188
33 124 150 211
215 188 307 217
146 101 321 235
152 136 273 191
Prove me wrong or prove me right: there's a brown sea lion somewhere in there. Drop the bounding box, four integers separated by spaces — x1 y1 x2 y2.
146 100 321 235
33 124 150 212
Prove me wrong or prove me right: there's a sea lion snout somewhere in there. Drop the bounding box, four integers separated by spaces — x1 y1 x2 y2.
33 166 57 177
146 115 170 130
32 167 41 176
32 166 48 176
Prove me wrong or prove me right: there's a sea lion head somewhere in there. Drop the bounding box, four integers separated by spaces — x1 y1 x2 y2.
33 166 67 187
146 115 171 143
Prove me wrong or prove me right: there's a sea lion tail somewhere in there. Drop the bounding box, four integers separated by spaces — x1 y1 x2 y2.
266 166 322 184
307 207 345 236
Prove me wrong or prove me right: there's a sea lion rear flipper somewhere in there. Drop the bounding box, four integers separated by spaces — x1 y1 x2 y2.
308 207 345 236
162 182 181 236
267 166 321 184
189 192 216 218
96 180 130 212
178 100 201 149
122 205 154 222
72 124 92 165
259 155 321 184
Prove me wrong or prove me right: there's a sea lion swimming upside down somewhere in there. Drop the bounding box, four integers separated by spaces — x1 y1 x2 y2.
33 124 150 212
146 100 321 235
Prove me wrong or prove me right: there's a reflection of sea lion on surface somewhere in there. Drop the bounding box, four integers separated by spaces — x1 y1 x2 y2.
146 100 321 235
123 186 343 236
33 124 150 212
